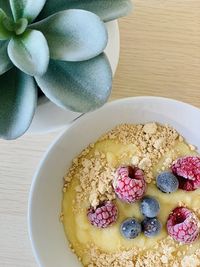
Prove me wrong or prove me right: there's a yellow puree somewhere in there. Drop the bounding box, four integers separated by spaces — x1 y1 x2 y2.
62 139 200 265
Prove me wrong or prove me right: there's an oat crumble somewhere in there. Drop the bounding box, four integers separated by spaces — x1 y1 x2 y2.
64 123 179 210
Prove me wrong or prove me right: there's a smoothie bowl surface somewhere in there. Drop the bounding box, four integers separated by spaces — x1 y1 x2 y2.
62 122 200 267
28 97 200 267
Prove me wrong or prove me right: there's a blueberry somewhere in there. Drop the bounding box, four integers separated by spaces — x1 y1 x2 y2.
140 197 160 218
142 217 162 237
120 218 141 239
156 172 179 193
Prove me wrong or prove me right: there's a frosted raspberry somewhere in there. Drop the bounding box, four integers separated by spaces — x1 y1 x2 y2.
172 156 200 191
113 166 146 203
87 201 118 228
176 176 196 191
167 207 200 244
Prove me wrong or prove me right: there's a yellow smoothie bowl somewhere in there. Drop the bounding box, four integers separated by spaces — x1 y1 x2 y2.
28 97 200 267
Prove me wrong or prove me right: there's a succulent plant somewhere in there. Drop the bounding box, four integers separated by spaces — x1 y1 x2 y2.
0 0 132 140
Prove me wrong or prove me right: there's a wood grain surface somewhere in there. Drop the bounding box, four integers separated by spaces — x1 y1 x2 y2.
1 1 200 266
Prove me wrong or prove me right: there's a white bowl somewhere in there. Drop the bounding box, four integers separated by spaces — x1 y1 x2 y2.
28 20 120 134
28 96 200 267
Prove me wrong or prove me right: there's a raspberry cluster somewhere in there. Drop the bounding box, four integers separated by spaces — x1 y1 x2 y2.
87 201 118 228
172 156 200 191
113 166 146 203
167 207 199 244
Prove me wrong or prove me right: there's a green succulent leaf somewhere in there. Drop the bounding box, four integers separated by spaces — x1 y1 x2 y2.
0 41 13 75
39 0 133 22
35 53 112 113
0 8 13 40
31 10 108 62
7 29 49 76
15 18 28 35
0 68 37 140
9 0 46 22
0 1 12 17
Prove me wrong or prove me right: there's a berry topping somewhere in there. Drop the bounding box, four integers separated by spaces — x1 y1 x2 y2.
142 217 162 237
176 176 196 191
140 197 160 218
120 218 142 239
167 207 200 244
113 166 146 203
156 172 179 193
87 201 118 228
172 156 200 191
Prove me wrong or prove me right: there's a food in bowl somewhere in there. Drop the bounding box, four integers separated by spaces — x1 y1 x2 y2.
61 122 200 266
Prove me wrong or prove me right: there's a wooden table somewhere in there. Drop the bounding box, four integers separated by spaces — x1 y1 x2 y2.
1 1 200 266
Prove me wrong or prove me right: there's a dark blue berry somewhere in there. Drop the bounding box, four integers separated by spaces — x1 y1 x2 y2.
140 197 160 218
142 217 162 237
156 172 179 193
120 218 141 239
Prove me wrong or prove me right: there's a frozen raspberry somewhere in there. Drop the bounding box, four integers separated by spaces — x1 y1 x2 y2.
87 201 118 228
113 166 146 203
167 207 200 244
172 156 200 191
176 176 196 191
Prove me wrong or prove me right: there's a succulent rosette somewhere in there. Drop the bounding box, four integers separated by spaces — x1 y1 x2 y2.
0 0 132 139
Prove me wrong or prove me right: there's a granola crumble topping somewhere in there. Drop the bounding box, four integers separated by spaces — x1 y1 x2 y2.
81 237 200 267
62 123 200 266
64 123 179 210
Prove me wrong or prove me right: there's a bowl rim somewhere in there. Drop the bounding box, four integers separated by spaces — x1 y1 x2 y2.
28 96 200 266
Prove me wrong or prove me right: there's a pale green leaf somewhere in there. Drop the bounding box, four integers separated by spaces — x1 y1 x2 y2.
35 53 112 113
15 18 28 35
31 10 107 62
39 0 133 22
9 0 46 22
0 8 13 40
0 40 13 75
0 68 37 140
8 29 49 76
